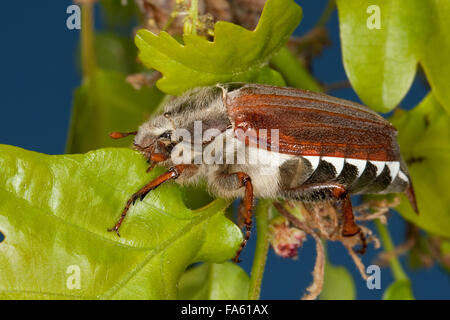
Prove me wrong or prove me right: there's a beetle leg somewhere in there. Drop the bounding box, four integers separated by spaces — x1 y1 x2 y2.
340 192 360 237
108 165 186 237
234 173 254 263
355 232 368 255
146 153 168 173
212 171 254 263
284 183 360 237
236 199 246 230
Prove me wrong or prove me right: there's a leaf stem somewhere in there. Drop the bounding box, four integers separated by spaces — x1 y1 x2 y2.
270 47 323 92
316 0 336 28
162 14 176 32
189 0 199 35
375 220 408 281
248 199 271 300
81 2 97 80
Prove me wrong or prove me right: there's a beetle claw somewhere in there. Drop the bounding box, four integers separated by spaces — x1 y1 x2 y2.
107 227 121 237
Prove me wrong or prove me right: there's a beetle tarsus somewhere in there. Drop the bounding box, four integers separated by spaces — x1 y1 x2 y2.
107 226 121 237
232 173 254 263
355 232 367 255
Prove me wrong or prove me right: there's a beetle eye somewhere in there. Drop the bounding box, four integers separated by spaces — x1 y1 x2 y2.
159 131 172 140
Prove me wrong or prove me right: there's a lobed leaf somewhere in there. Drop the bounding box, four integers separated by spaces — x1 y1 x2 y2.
383 280 414 300
440 240 450 273
320 262 356 300
135 0 302 95
0 145 241 299
178 262 249 300
66 69 164 153
99 0 138 27
337 0 450 113
93 33 143 74
391 93 450 237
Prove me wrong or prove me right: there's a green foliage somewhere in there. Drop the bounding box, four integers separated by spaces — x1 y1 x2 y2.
248 200 271 300
94 33 142 74
391 93 450 238
441 241 450 272
407 234 450 272
320 262 356 300
99 0 139 28
270 47 322 92
66 69 164 153
178 263 250 300
1 0 449 301
375 221 415 300
0 145 241 299
383 280 414 300
135 0 302 95
337 0 450 113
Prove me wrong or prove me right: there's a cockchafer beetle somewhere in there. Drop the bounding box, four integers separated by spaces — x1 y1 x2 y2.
108 83 418 261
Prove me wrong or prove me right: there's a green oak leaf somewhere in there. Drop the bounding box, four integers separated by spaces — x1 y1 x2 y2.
408 234 450 272
135 0 302 95
66 69 165 153
440 240 450 273
383 280 414 300
0 145 241 299
93 33 143 74
390 93 450 237
99 0 138 27
337 0 450 113
320 262 356 300
178 262 249 300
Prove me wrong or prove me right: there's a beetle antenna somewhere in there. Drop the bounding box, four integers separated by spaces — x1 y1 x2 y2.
109 131 137 139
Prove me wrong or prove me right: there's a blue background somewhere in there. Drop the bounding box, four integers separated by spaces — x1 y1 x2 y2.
0 0 448 299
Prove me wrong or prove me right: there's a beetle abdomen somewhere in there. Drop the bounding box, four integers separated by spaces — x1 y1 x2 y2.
280 155 411 196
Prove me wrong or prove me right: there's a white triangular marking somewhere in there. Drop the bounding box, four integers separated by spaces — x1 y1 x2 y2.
303 156 320 171
371 161 385 176
386 161 400 180
322 156 345 176
345 158 367 177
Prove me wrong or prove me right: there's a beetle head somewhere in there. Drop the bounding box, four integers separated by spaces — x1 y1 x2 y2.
133 112 177 161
